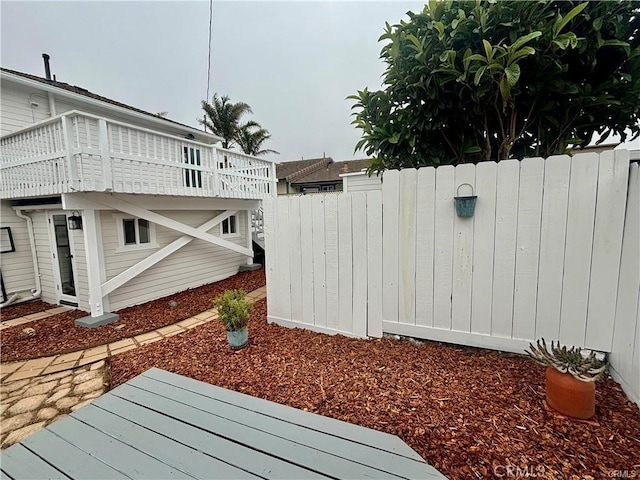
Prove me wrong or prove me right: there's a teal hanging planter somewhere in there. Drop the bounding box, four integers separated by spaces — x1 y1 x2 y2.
454 183 477 218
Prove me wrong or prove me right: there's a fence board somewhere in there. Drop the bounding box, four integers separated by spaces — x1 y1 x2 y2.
559 153 599 346
471 162 497 335
535 155 570 343
367 191 383 338
415 168 436 327
585 150 629 351
610 163 640 404
398 170 417 325
312 196 327 328
512 157 544 341
325 195 339 330
337 195 353 334
382 170 400 323
300 196 315 325
263 199 277 321
275 197 291 322
433 166 455 329
352 193 368 337
288 197 303 323
491 160 520 338
452 163 475 332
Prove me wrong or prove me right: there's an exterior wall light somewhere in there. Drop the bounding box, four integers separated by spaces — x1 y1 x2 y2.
68 211 83 230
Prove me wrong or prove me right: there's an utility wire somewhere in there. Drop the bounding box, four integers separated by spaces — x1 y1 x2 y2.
204 0 213 132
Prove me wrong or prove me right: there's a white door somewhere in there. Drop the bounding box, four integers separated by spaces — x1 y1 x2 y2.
48 211 78 306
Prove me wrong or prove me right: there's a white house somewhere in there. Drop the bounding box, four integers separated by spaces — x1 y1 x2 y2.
0 59 276 326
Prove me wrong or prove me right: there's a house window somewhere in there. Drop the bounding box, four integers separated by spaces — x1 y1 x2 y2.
184 146 202 188
321 185 335 192
115 216 158 252
220 215 239 237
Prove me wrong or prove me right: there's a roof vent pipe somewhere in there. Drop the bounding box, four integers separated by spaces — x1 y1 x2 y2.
42 53 52 81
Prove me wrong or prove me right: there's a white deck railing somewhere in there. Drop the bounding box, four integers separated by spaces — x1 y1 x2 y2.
0 110 277 200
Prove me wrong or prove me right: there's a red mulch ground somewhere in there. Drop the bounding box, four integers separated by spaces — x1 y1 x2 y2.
110 298 640 480
0 300 56 321
0 268 265 362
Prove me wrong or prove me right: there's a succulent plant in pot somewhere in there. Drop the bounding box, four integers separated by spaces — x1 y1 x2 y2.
526 339 608 419
213 289 252 350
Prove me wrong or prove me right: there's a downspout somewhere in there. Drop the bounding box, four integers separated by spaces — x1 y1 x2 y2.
47 92 56 117
0 210 42 308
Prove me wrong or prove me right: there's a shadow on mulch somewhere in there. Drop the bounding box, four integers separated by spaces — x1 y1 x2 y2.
0 268 265 363
109 298 640 480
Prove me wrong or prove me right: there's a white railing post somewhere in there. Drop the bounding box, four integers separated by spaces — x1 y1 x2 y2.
211 145 220 196
61 115 79 191
270 162 277 197
97 118 113 191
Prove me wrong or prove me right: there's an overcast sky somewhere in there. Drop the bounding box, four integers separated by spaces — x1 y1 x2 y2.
2 1 637 161
1 1 426 162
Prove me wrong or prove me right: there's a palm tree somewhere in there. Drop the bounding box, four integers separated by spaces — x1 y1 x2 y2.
199 94 252 149
236 123 279 156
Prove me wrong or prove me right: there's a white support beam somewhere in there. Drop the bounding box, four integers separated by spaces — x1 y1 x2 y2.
101 210 237 296
84 192 253 257
62 192 259 212
246 209 253 265
82 209 108 317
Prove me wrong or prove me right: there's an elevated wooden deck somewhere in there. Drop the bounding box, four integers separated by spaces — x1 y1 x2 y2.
0 368 446 479
1 111 276 200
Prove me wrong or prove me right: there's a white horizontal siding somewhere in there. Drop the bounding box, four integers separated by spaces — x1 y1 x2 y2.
344 172 382 193
102 210 248 311
0 202 36 296
0 83 51 136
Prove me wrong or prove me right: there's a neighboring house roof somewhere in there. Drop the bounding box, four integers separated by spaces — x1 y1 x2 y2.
276 158 333 182
571 143 620 154
0 67 220 141
290 159 371 185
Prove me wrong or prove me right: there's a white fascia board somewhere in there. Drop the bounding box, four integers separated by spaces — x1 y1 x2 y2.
1 70 223 144
62 193 260 211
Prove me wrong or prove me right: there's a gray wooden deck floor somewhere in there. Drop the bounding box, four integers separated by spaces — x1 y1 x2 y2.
1 368 446 479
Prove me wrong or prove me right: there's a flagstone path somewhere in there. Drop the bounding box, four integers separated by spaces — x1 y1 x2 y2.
0 286 267 449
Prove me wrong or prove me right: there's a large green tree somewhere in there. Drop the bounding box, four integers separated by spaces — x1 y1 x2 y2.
349 1 640 173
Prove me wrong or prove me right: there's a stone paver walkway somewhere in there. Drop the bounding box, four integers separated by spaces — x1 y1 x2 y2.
0 361 107 448
0 306 71 331
0 285 267 449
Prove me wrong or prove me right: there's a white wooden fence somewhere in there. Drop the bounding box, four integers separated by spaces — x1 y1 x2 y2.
264 151 638 401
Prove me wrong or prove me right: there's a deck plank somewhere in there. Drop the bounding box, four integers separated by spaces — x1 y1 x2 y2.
1 368 446 480
46 416 195 479
19 428 130 479
142 368 425 462
127 374 439 479
0 443 70 480
107 384 402 479
71 404 260 479
92 392 329 479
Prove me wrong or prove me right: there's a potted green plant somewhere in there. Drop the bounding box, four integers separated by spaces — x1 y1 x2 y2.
213 289 252 350
526 339 608 419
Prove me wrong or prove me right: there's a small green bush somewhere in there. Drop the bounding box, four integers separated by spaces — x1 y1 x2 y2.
212 289 251 332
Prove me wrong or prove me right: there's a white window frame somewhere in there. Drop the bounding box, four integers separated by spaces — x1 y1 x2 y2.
114 215 159 252
220 214 240 238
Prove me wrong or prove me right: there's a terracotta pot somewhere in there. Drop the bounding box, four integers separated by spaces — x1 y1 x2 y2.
545 367 595 419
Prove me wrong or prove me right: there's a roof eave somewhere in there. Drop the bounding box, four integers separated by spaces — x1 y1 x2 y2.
1 70 223 143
